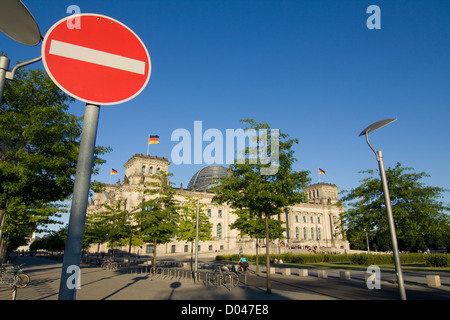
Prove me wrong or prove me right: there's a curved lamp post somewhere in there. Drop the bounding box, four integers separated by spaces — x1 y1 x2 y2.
0 0 43 101
359 118 407 300
0 0 42 263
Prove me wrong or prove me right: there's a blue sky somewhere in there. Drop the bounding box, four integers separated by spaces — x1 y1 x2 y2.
2 0 450 228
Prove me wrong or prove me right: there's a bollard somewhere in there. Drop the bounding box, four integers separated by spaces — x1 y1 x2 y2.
340 271 351 280
281 268 291 276
317 270 327 278
298 269 308 277
426 275 441 288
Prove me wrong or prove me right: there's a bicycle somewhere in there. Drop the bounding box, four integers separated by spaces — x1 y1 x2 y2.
101 260 120 271
1 264 30 288
210 265 240 289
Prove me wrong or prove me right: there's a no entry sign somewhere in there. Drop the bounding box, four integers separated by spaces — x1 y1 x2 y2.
42 14 151 105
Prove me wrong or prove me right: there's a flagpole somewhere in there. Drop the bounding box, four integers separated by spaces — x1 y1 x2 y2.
109 167 112 184
147 134 149 156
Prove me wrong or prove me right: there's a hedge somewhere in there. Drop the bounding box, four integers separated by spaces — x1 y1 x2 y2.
216 253 446 266
425 254 449 267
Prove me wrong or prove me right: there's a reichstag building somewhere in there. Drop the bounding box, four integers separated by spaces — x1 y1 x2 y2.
87 154 349 256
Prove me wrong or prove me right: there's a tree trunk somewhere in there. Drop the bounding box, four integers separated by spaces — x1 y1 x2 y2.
0 202 8 264
255 238 260 273
190 241 194 271
265 213 271 294
152 237 157 275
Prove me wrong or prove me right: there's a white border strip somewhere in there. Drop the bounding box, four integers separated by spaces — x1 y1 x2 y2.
49 39 146 75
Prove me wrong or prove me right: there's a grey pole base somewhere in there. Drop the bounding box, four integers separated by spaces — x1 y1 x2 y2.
58 103 100 300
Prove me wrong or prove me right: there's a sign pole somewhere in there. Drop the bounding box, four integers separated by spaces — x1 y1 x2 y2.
58 103 100 300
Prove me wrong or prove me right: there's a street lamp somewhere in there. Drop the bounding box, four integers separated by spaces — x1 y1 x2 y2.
0 0 42 263
359 118 407 300
0 0 42 105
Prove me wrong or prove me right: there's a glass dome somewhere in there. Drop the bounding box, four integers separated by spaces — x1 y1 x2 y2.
187 165 228 192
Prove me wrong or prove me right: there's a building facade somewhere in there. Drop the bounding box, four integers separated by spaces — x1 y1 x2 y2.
87 154 349 255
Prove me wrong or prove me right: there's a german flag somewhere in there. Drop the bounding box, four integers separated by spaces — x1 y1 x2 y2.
319 168 326 175
149 135 159 144
111 168 118 175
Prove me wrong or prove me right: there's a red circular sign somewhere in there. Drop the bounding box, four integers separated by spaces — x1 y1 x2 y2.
42 14 151 105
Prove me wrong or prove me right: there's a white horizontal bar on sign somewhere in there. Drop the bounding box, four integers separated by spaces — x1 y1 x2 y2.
49 40 146 75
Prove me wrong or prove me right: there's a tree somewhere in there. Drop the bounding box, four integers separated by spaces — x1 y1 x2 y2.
177 196 213 270
86 200 132 257
133 171 179 271
230 208 285 273
0 62 110 255
213 119 310 293
29 227 67 253
3 199 69 251
341 163 450 252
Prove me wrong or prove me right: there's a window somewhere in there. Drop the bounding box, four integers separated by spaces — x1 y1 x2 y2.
208 245 213 251
295 227 299 240
217 223 222 239
218 209 222 218
318 228 321 240
184 245 189 253
146 245 154 253
149 166 153 174
142 165 146 173
171 245 176 253
311 228 314 240
303 227 307 240
316 190 319 197
295 216 298 223
207 209 211 217
157 167 160 174
318 217 321 224
303 216 306 223
310 216 314 223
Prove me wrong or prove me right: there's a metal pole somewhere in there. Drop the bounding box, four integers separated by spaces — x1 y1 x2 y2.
0 56 10 107
0 57 10 264
58 103 100 300
194 201 199 272
376 150 407 300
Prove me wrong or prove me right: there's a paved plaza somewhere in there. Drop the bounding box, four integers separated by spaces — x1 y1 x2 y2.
1 255 449 301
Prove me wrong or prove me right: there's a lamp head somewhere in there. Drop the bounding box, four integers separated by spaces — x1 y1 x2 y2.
359 118 397 136
0 0 41 46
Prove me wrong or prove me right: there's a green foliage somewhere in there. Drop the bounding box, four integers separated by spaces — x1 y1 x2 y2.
425 254 449 267
133 171 179 268
341 163 450 252
177 196 213 269
29 228 67 252
177 196 213 243
85 200 132 251
230 208 285 240
0 63 110 250
216 253 436 266
212 119 310 292
134 171 179 245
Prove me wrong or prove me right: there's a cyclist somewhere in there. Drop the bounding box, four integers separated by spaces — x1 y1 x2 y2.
238 256 249 272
